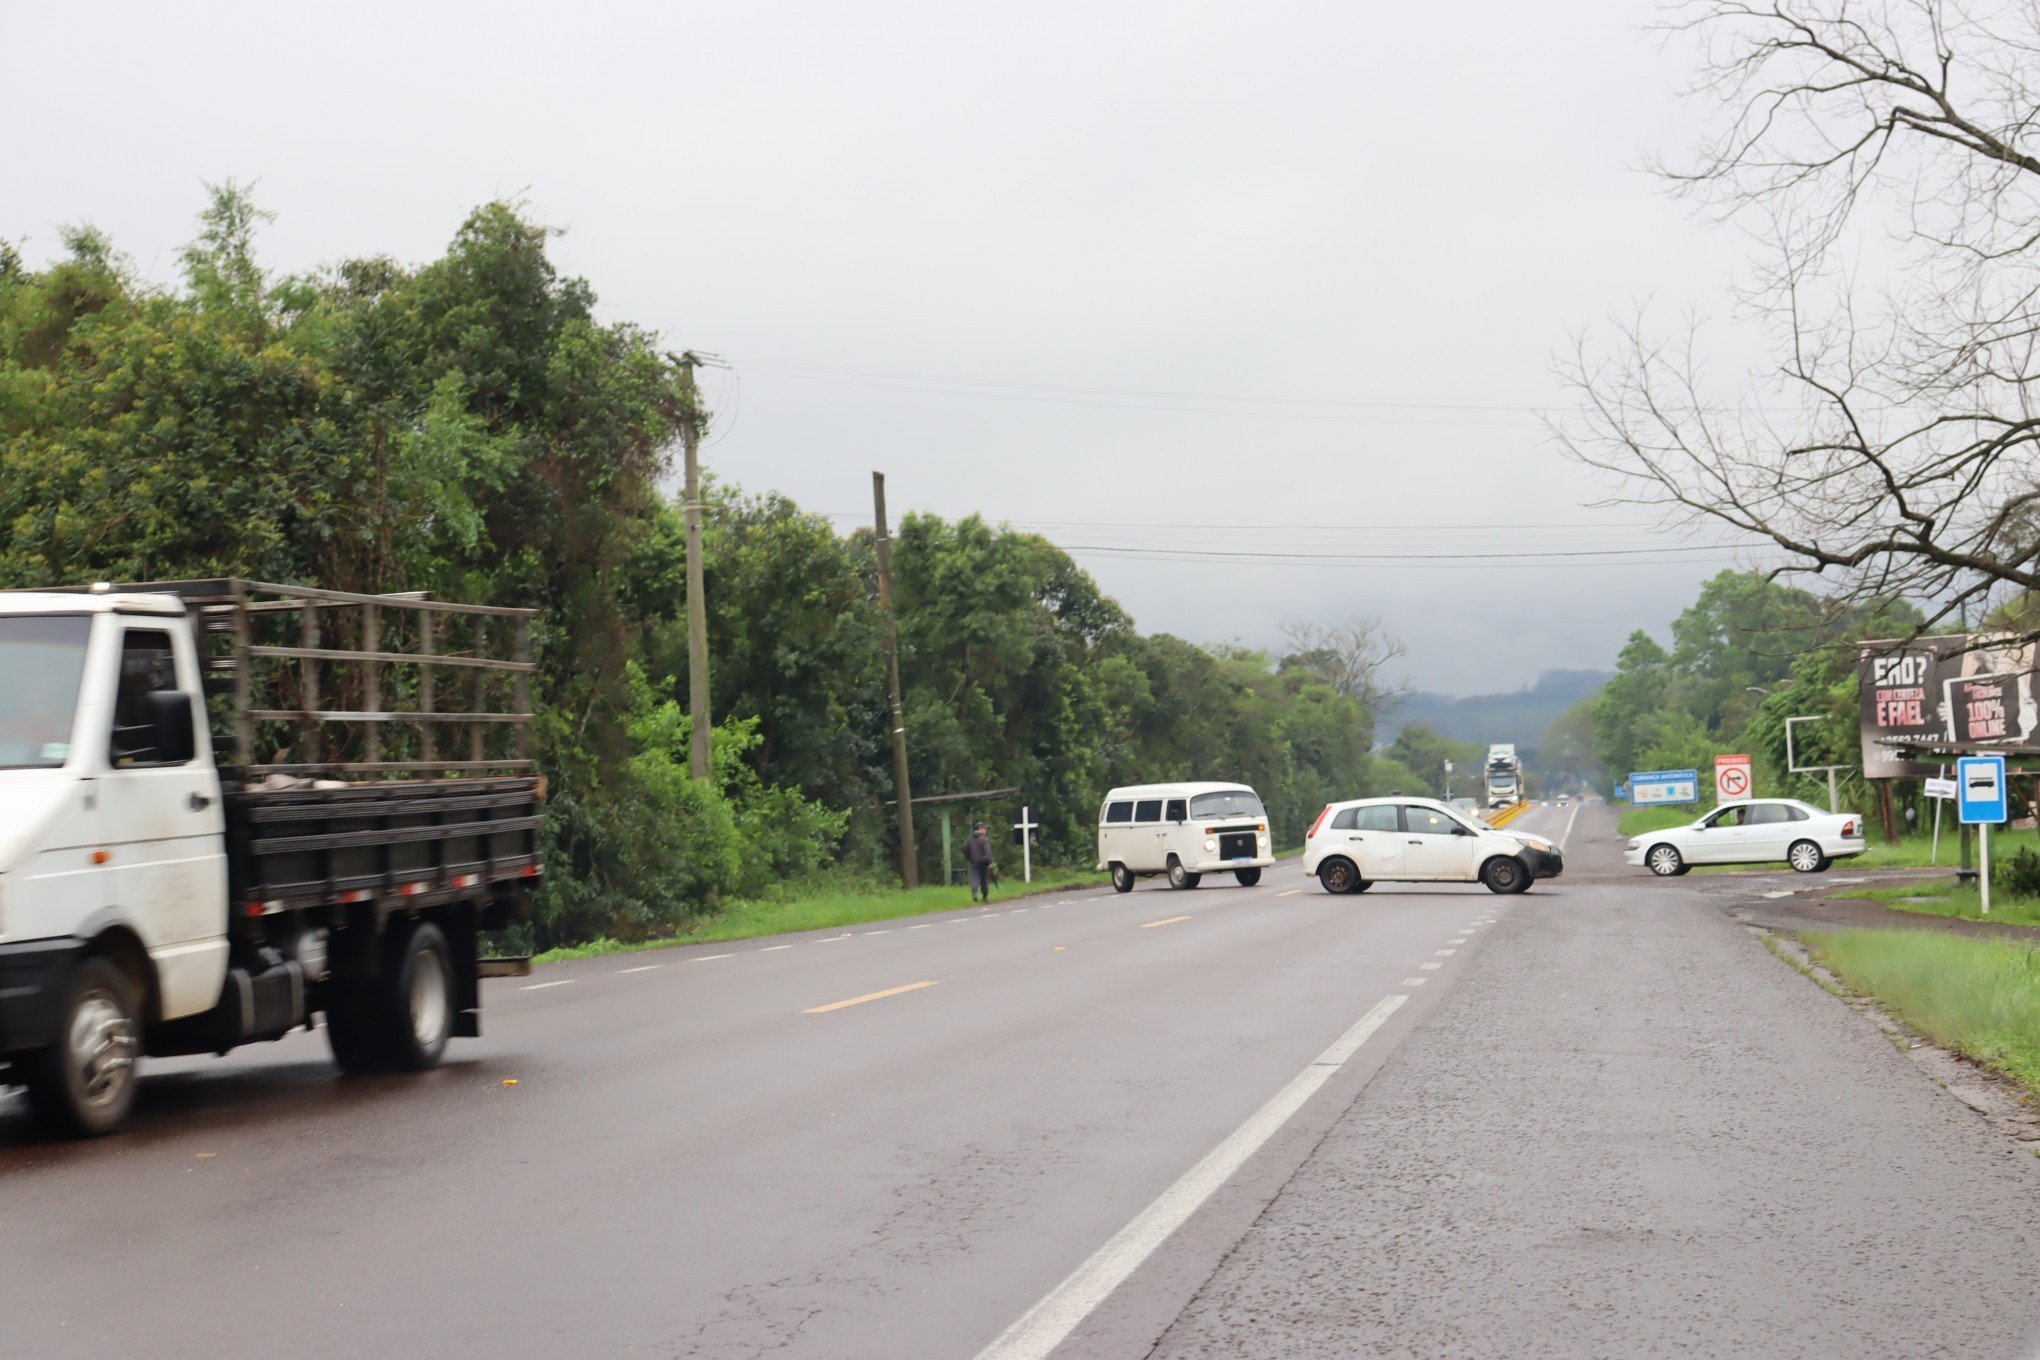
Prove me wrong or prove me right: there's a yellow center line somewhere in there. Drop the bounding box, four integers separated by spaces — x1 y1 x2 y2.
1140 915 1193 929
1275 888 1303 897
804 980 940 1014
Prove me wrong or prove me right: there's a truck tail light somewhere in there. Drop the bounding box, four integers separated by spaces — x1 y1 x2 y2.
1307 805 1332 840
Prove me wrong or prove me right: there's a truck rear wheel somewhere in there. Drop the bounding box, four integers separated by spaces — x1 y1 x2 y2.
24 955 141 1137
384 922 455 1071
325 921 456 1074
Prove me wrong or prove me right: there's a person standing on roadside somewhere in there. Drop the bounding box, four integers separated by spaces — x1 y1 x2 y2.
964 821 994 902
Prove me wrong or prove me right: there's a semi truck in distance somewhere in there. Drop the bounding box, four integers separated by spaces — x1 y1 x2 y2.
0 579 540 1135
1484 744 1522 808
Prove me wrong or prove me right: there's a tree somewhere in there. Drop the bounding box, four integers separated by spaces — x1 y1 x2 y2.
1279 617 1409 713
1557 1 2040 633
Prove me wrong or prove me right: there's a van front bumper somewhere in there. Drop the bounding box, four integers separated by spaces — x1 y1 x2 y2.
1185 854 1277 874
0 938 84 1056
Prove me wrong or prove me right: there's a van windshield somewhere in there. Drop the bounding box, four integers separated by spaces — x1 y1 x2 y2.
0 615 90 769
1190 790 1264 819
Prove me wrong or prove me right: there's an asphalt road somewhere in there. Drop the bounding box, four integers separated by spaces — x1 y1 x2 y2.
9 801 2040 1359
0 815 1531 1359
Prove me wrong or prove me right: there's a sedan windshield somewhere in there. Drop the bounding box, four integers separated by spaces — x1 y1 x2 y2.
0 615 90 769
1190 790 1265 819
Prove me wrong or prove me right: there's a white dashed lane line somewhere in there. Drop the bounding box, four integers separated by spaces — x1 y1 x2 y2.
760 945 795 952
1419 961 1442 971
616 965 660 974
1403 977 1429 986
864 929 893 936
694 953 735 962
521 980 573 991
1435 949 1457 956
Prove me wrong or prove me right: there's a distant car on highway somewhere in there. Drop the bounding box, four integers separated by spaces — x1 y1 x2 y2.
1097 782 1275 891
1303 796 1562 895
1624 798 1864 876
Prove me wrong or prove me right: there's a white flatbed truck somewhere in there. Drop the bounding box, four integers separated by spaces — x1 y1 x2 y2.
0 579 540 1134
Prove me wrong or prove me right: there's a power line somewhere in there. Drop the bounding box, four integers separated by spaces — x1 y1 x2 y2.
1056 542 1739 563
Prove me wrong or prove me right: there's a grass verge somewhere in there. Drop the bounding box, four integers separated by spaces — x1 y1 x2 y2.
1805 928 2040 1092
534 865 1103 962
1617 805 1702 837
1858 882 2040 927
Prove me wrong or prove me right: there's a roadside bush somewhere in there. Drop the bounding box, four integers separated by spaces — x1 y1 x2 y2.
1996 844 2040 899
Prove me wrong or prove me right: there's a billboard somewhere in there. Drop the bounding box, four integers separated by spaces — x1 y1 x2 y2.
1630 769 1699 806
1859 635 2040 778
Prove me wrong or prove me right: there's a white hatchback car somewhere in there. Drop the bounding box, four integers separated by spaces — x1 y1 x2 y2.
1302 797 1563 895
1624 798 1865 876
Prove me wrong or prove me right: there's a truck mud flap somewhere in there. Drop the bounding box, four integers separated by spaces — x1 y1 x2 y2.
477 956 533 979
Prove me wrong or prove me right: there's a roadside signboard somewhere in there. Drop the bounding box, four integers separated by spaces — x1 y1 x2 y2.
1714 754 1752 803
1924 776 1959 800
1629 769 1699 806
1859 635 2040 777
1957 756 2008 825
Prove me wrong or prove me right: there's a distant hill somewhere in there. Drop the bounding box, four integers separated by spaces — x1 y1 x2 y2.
1380 669 1609 750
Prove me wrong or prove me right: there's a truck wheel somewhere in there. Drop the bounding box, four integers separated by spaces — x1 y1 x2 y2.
1166 859 1201 890
24 955 141 1137
1235 867 1262 887
1481 856 1529 894
383 923 456 1071
1110 863 1135 893
325 984 386 1074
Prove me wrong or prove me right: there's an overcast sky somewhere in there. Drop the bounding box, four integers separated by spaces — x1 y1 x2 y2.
4 0 1765 696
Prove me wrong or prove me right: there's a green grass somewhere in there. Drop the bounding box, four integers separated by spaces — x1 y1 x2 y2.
1805 928 2040 1091
1857 882 2040 927
1617 805 1703 837
534 865 1103 962
1846 826 2040 870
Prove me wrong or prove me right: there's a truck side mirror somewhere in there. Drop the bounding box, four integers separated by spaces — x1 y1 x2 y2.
146 690 197 765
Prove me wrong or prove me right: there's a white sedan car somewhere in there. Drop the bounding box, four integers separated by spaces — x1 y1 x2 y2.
1303 797 1564 894
1624 798 1865 876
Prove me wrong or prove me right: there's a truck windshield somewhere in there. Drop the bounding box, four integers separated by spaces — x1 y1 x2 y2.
0 615 90 769
1190 790 1265 819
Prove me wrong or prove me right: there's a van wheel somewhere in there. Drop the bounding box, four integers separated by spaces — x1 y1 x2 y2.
1787 840 1828 874
1235 867 1262 887
1481 856 1529 894
1318 858 1359 894
24 955 142 1137
1110 863 1135 893
1167 858 1201 890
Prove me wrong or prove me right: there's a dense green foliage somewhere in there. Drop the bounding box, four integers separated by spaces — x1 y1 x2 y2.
0 191 1400 944
1589 571 1919 810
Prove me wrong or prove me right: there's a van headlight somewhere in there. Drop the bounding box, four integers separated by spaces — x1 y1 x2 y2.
1204 838 1218 853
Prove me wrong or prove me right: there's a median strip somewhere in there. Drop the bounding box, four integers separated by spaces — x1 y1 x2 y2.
804 980 941 1014
1140 915 1193 929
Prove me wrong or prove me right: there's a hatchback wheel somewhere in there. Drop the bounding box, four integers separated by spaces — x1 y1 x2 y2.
1318 858 1359 894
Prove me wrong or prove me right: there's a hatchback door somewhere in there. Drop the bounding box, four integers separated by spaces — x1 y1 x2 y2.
1400 805 1479 880
1339 804 1405 879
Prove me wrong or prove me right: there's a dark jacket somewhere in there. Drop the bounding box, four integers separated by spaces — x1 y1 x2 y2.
963 831 993 866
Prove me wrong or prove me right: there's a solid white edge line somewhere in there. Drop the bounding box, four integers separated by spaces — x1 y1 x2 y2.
1559 801 1581 851
971 994 1407 1360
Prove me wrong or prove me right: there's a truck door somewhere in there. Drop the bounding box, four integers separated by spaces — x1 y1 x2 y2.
1400 805 1479 880
1341 804 1405 879
96 622 228 1020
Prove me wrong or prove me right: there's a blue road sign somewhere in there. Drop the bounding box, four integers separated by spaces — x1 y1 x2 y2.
1958 755 2009 825
1629 769 1700 806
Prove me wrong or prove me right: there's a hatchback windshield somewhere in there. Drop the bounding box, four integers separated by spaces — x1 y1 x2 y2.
0 615 90 769
1190 789 1265 819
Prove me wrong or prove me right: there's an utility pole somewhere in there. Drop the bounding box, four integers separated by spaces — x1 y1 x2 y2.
677 352 712 781
873 472 919 888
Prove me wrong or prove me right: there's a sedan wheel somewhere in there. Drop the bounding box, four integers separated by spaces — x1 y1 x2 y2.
1788 839 1828 874
1646 844 1684 877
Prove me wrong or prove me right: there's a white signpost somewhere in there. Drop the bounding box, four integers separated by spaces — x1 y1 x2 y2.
1013 805 1038 884
1714 754 1752 803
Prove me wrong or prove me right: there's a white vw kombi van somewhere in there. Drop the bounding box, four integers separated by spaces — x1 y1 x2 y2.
1096 782 1275 892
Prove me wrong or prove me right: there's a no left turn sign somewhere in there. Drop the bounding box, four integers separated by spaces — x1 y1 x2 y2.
1715 754 1752 802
